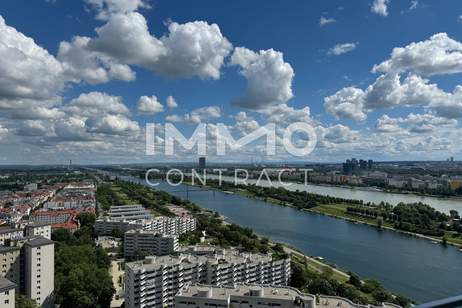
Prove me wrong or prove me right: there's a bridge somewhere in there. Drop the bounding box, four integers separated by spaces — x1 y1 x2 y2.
169 185 216 200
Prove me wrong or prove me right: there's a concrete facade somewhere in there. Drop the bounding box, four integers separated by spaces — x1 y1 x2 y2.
124 230 178 258
25 223 52 240
124 251 290 308
175 285 315 308
0 277 15 308
24 238 55 308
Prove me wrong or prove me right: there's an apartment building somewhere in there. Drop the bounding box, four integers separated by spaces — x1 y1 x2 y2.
109 205 153 221
175 285 315 308
124 230 178 258
175 285 402 308
25 223 52 240
0 228 24 245
124 250 290 308
0 246 20 289
0 277 15 308
24 237 55 308
94 218 148 236
151 216 196 235
95 216 196 236
32 210 74 225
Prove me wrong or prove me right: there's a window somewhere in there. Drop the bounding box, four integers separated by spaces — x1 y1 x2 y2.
5 299 9 304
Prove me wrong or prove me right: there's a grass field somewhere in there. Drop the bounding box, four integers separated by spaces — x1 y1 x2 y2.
312 203 462 247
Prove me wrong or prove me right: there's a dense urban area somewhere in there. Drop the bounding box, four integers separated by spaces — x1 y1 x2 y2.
0 160 461 308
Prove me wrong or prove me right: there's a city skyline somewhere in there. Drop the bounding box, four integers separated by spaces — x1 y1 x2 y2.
0 0 462 164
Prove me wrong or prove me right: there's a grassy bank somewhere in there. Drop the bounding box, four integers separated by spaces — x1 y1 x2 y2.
310 203 462 247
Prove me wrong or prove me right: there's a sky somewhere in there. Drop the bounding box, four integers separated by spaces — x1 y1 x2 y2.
0 0 461 164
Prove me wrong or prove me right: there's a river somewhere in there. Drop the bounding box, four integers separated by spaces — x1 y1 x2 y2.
190 174 462 214
121 175 462 303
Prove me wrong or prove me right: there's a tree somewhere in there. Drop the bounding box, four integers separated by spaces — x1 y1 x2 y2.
348 272 362 287
377 217 383 229
15 294 39 308
77 212 96 228
449 210 460 219
52 228 75 244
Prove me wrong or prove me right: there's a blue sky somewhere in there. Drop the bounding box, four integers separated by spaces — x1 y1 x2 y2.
0 0 461 164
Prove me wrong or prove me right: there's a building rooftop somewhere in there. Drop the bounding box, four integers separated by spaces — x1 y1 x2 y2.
126 250 284 273
176 285 401 308
0 277 16 293
0 227 22 234
0 245 21 253
177 284 315 301
24 237 54 248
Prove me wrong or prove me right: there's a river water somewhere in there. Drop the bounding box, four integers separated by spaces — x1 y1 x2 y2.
122 176 462 303
193 174 462 214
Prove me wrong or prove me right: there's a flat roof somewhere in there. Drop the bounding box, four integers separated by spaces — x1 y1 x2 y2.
176 284 315 301
0 228 22 234
0 277 16 292
24 237 54 248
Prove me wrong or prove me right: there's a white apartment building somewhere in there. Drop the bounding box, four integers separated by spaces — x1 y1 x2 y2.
176 285 402 308
151 216 196 235
25 223 52 240
175 285 315 308
124 230 178 258
24 237 55 308
0 277 15 308
95 216 196 236
124 251 290 308
109 205 153 221
0 229 24 246
94 218 148 235
0 246 21 289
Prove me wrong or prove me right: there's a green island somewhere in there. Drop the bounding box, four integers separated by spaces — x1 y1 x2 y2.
185 178 462 247
97 179 411 307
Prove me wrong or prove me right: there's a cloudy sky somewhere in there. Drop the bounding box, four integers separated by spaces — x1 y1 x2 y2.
0 0 461 164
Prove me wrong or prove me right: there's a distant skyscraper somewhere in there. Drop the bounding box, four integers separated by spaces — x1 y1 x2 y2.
199 157 206 169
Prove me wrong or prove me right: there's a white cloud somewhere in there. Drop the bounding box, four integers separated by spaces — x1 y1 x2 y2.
0 124 9 136
137 95 164 114
327 43 357 56
371 0 390 16
458 15 462 23
324 87 367 121
326 74 462 120
166 96 178 109
10 107 65 120
375 113 458 134
87 13 232 80
373 33 462 76
231 47 294 110
263 104 313 124
154 21 232 79
375 115 402 133
58 36 135 84
53 117 93 142
232 112 260 134
66 91 130 116
86 114 140 135
84 0 151 20
0 16 64 103
166 106 221 124
319 16 336 27
88 12 166 68
165 114 183 122
17 120 51 137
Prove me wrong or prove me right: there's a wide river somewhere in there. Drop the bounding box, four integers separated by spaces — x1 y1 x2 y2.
190 174 462 214
122 176 462 303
